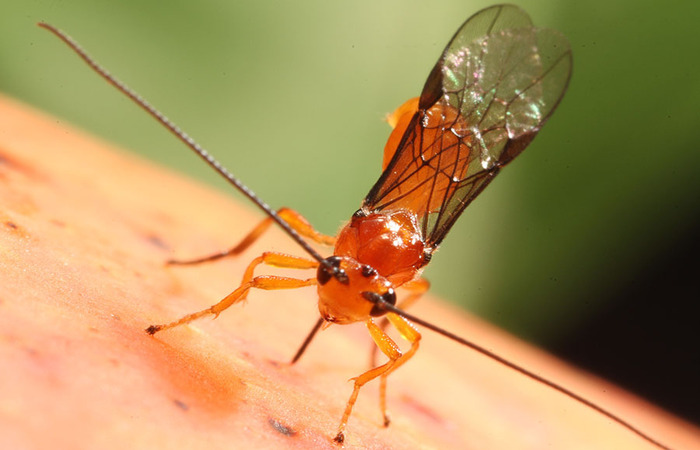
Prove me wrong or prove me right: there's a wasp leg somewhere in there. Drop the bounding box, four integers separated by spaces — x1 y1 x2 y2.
168 207 336 265
377 312 421 428
147 251 318 334
334 313 421 444
394 277 430 311
371 277 429 366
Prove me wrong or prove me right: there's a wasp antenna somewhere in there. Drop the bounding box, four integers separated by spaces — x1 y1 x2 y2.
36 22 329 267
38 10 672 447
372 299 671 450
291 317 324 364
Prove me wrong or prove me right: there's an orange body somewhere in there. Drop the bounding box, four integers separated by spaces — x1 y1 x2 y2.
317 210 427 324
335 210 427 284
134 4 574 444
43 7 674 449
315 97 459 326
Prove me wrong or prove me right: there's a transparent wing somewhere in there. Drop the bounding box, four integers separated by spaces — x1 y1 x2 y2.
364 4 572 247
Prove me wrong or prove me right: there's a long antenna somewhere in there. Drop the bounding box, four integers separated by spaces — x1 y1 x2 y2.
37 22 329 269
372 299 671 450
39 23 671 450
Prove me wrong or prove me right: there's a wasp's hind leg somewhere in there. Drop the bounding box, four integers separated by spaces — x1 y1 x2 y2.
168 207 336 265
334 313 421 444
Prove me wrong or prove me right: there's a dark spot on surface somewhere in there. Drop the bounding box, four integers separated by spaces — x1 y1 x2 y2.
268 418 296 437
174 399 190 411
145 325 161 335
145 233 170 250
4 220 28 237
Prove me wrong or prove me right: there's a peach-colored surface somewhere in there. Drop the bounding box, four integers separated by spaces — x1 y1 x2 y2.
0 94 696 449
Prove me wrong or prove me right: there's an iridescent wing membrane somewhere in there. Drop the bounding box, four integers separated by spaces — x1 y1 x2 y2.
364 4 572 248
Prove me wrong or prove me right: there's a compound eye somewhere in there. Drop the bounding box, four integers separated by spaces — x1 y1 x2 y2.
317 256 342 285
368 288 396 317
382 289 396 307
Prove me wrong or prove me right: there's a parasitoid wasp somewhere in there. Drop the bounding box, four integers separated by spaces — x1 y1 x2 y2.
39 4 671 448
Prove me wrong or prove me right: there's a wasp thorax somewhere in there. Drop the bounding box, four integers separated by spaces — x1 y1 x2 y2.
316 256 394 324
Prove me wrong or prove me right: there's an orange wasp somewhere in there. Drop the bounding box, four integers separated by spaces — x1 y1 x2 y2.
40 4 670 448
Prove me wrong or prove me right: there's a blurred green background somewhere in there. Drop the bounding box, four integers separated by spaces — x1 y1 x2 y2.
1 0 698 422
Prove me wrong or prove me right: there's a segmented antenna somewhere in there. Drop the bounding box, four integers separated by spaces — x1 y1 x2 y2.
39 22 671 450
37 22 330 270
371 298 671 450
